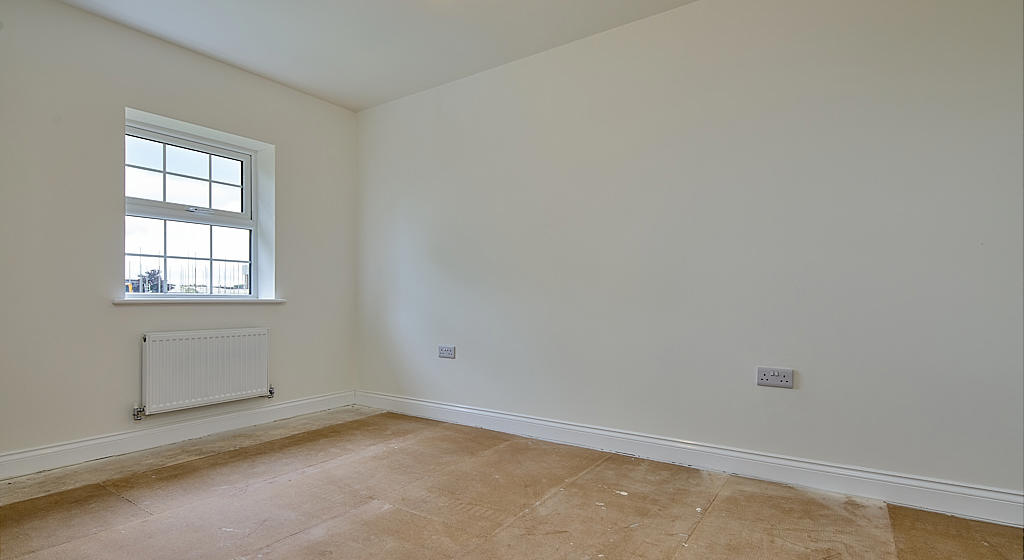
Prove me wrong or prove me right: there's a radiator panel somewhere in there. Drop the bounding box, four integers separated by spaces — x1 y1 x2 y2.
142 328 270 415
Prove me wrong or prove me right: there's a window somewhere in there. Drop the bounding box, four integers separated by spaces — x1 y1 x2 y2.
124 125 257 297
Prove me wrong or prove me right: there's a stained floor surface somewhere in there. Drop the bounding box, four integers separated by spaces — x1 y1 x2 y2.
0 407 1020 559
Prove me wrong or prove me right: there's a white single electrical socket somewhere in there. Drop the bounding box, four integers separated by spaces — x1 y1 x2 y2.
757 366 794 388
438 345 456 359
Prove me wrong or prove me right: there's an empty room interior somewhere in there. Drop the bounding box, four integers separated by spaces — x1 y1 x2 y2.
0 0 1022 558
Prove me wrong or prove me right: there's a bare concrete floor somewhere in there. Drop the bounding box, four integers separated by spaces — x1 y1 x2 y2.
1 407 1020 559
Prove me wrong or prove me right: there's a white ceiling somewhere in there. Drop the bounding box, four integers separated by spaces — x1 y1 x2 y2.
62 0 694 111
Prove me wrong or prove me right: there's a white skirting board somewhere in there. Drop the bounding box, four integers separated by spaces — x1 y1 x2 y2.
354 390 1024 527
0 390 355 481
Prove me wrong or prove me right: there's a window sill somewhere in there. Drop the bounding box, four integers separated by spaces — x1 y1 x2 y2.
113 297 286 305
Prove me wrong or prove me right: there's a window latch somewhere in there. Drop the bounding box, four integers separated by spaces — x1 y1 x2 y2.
187 207 214 214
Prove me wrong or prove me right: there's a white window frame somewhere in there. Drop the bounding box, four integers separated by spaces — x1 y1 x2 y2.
124 122 259 299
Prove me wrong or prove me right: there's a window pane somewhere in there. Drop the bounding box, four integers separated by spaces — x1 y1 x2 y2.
166 258 210 294
166 145 209 179
125 256 164 293
125 136 163 170
213 261 250 294
211 184 242 213
166 220 210 258
166 175 209 207
212 226 249 261
125 166 163 201
211 155 242 185
125 216 163 255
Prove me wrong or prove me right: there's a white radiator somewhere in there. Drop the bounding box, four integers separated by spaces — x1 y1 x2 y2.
137 328 271 419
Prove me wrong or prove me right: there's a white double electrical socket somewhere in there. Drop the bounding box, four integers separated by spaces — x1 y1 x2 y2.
757 366 794 388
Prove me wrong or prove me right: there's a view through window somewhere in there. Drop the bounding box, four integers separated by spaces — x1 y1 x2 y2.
124 126 255 296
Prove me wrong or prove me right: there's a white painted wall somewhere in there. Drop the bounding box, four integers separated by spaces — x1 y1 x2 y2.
357 0 1024 492
0 0 358 453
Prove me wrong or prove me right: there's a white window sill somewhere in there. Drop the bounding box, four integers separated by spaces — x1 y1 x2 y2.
113 298 286 305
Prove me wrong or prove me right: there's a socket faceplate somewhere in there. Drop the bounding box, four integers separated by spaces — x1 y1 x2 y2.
757 367 794 388
438 345 456 359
